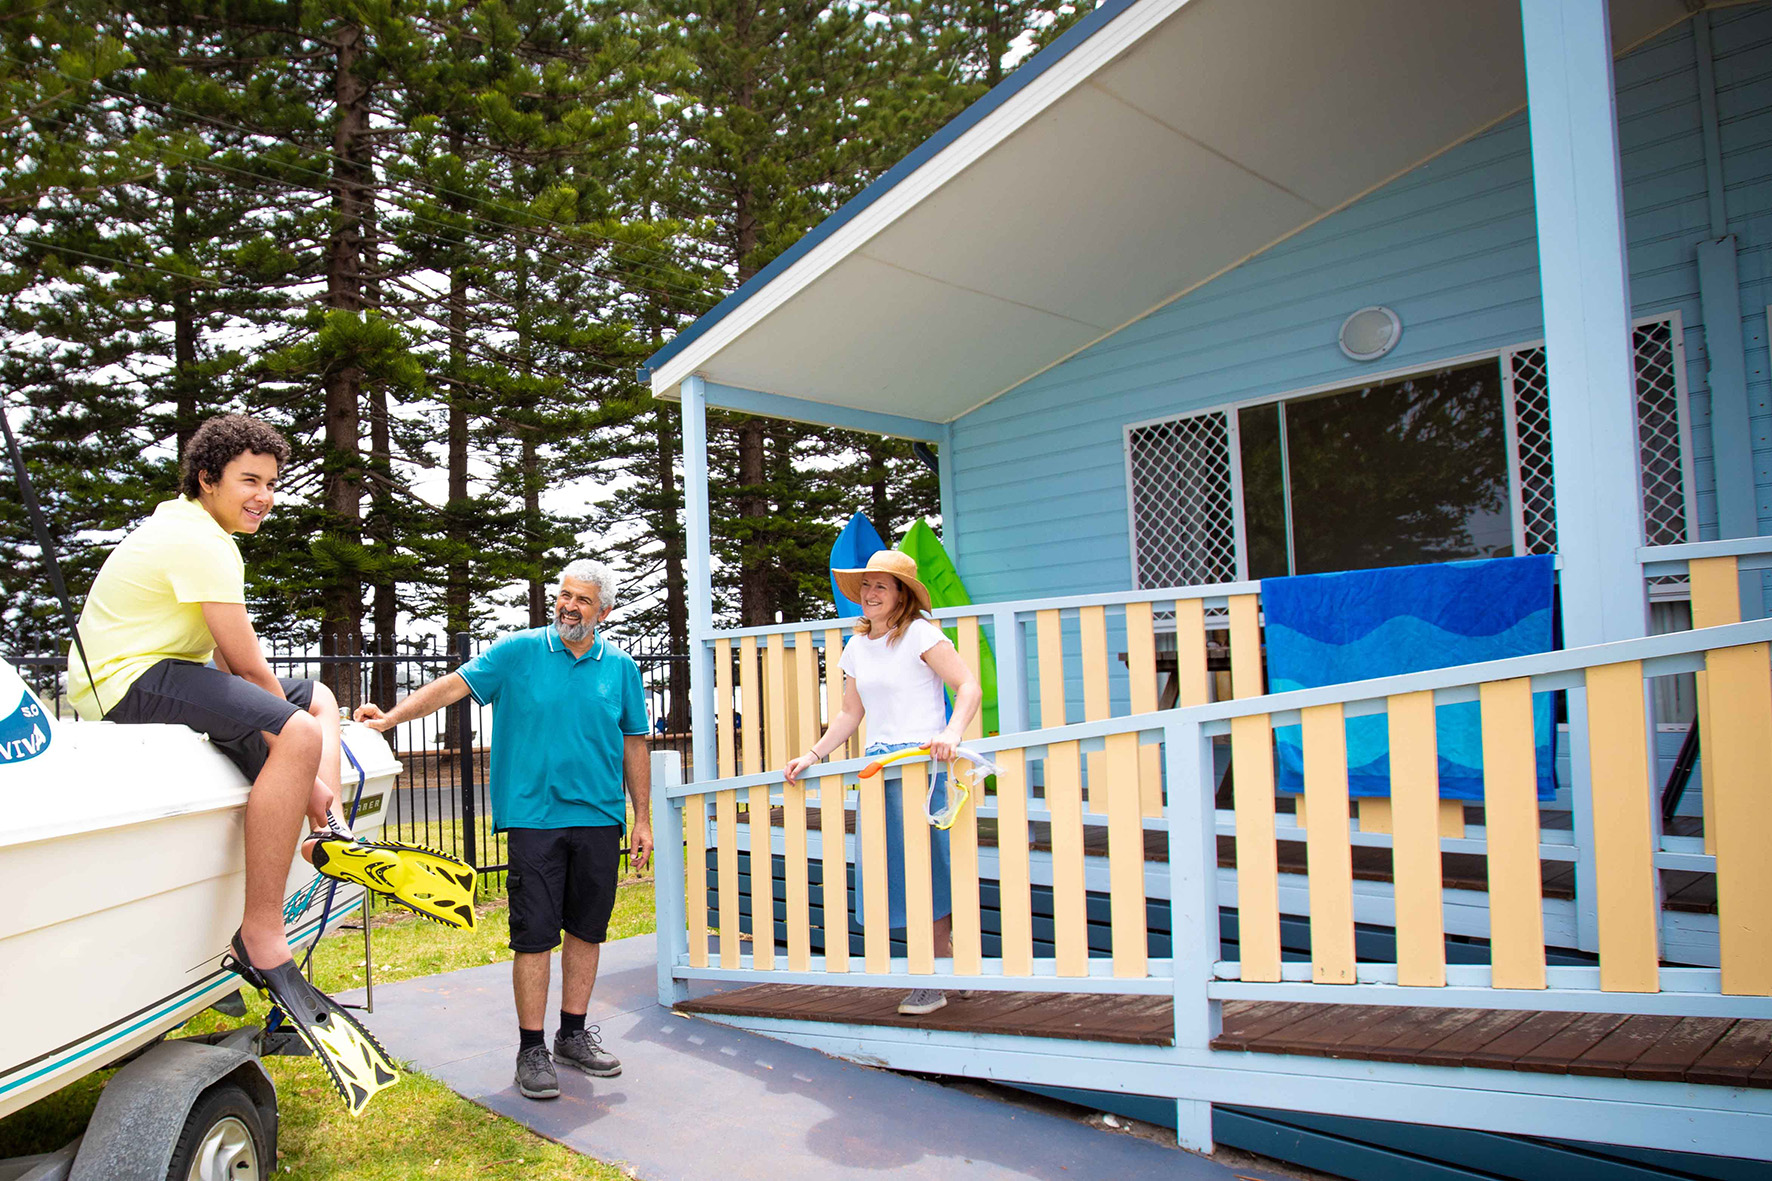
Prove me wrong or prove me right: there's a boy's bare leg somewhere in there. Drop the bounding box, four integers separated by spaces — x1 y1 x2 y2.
301 683 345 840
240 710 323 969
934 913 953 960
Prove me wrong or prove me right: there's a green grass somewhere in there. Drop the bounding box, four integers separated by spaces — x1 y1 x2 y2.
0 876 658 1177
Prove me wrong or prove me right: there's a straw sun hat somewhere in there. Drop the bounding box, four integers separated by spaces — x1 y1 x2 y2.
832 550 932 614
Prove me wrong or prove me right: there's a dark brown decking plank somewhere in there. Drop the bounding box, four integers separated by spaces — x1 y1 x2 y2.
1688 1021 1772 1088
1325 1006 1452 1059
677 985 1173 1046
1511 1012 1632 1075
1212 1002 1321 1050
1623 1016 1737 1082
1239 1003 1369 1055
1272 1004 1413 1058
1459 1010 1584 1069
1389 1008 1539 1068
1566 1015 1685 1078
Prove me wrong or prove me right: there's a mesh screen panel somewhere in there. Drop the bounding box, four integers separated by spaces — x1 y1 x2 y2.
1128 411 1238 588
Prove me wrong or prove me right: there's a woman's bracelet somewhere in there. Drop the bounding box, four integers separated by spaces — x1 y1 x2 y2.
805 747 821 762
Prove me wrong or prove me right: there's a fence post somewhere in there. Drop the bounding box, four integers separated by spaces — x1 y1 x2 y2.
452 631 479 871
652 751 690 1005
1166 715 1219 1153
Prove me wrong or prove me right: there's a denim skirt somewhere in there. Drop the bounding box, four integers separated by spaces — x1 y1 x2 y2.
853 741 953 929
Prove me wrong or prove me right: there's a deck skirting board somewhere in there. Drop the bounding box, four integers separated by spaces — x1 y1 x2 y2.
683 1012 1772 1162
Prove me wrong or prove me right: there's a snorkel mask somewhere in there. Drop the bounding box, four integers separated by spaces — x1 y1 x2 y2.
859 744 1000 830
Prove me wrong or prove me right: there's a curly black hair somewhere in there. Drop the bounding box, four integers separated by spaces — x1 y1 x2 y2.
179 414 291 497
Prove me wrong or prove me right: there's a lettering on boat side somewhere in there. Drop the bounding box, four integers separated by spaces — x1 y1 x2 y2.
0 690 51 764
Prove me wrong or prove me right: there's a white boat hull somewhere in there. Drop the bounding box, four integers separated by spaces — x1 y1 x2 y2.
0 682 403 1121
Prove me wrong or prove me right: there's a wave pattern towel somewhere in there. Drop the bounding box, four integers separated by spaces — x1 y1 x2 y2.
1262 556 1557 801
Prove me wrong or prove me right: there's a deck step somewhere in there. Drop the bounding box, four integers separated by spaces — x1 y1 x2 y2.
677 987 1772 1088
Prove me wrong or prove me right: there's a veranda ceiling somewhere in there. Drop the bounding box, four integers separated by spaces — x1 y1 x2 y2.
645 0 1690 426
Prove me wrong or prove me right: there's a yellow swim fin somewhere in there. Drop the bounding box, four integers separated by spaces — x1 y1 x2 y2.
308 832 478 931
225 932 400 1116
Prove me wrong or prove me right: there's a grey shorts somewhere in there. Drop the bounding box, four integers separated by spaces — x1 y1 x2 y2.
105 659 316 780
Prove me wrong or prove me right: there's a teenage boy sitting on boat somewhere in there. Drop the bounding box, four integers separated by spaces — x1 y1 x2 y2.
65 414 462 1114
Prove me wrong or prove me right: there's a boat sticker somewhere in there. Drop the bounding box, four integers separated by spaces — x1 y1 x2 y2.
0 689 51 765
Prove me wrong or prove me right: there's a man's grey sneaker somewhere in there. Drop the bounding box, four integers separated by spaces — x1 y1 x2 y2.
898 989 948 1016
554 1026 622 1077
515 1044 559 1099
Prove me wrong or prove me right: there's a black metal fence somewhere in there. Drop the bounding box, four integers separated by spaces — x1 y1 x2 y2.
4 631 690 876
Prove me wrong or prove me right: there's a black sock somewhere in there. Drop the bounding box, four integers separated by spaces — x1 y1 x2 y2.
519 1027 545 1052
559 1011 586 1037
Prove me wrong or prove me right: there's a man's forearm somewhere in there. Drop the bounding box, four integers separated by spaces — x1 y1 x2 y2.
385 673 471 726
623 737 652 825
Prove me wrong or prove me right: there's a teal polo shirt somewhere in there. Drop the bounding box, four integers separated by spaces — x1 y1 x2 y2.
458 626 649 831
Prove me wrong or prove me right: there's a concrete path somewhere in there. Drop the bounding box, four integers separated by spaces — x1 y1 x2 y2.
343 934 1243 1181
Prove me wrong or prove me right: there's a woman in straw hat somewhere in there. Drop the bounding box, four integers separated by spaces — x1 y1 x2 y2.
783 549 981 1015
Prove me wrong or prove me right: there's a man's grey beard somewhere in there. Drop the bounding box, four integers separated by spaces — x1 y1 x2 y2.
556 614 594 644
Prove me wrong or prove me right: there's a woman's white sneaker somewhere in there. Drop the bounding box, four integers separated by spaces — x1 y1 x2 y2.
898 989 947 1015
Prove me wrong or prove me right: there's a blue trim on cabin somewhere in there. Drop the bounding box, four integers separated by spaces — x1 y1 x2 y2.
700 381 944 441
637 0 1147 384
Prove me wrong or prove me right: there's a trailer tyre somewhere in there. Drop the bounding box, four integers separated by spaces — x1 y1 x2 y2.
163 1081 267 1181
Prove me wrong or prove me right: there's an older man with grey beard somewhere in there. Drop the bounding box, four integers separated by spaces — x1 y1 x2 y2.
354 558 651 1101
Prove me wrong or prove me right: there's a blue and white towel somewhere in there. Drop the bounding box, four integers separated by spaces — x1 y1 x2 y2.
1262 556 1557 801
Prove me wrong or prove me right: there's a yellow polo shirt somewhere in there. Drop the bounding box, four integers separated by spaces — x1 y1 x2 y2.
68 497 245 719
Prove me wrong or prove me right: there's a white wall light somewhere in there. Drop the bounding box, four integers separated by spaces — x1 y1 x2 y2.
1338 306 1402 362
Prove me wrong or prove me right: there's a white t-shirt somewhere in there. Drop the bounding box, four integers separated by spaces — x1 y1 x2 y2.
838 617 951 746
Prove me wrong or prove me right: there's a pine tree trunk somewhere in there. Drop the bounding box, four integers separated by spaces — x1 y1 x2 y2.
868 440 891 542
518 244 546 627
737 418 769 627
321 20 370 704
171 183 197 457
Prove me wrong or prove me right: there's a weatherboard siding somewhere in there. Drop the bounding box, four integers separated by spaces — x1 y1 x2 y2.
949 11 1772 613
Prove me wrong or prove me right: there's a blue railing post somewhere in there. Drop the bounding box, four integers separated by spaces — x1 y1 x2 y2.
652 751 690 1006
1166 715 1219 1153
994 607 1028 734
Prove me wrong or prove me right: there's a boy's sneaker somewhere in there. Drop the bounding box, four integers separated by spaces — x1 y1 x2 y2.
515 1044 559 1099
554 1026 622 1077
898 989 948 1016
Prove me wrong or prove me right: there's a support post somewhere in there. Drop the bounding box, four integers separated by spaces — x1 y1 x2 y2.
682 376 715 785
938 422 958 562
1167 717 1219 1153
452 631 477 871
1691 11 1761 617
993 607 1028 735
652 750 689 1005
1520 0 1646 647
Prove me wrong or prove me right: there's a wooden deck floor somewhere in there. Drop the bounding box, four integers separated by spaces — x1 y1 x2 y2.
677 986 1772 1089
677 984 1174 1045
1215 1001 1772 1088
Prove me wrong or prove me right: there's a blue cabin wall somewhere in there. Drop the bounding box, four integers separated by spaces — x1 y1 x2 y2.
948 8 1772 610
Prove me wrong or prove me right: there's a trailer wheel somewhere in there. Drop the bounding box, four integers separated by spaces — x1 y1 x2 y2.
163 1081 267 1181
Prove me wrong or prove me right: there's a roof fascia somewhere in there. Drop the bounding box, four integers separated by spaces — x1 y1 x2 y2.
640 0 1177 393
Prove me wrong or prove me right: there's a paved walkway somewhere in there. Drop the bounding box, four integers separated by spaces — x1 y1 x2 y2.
343 934 1243 1181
